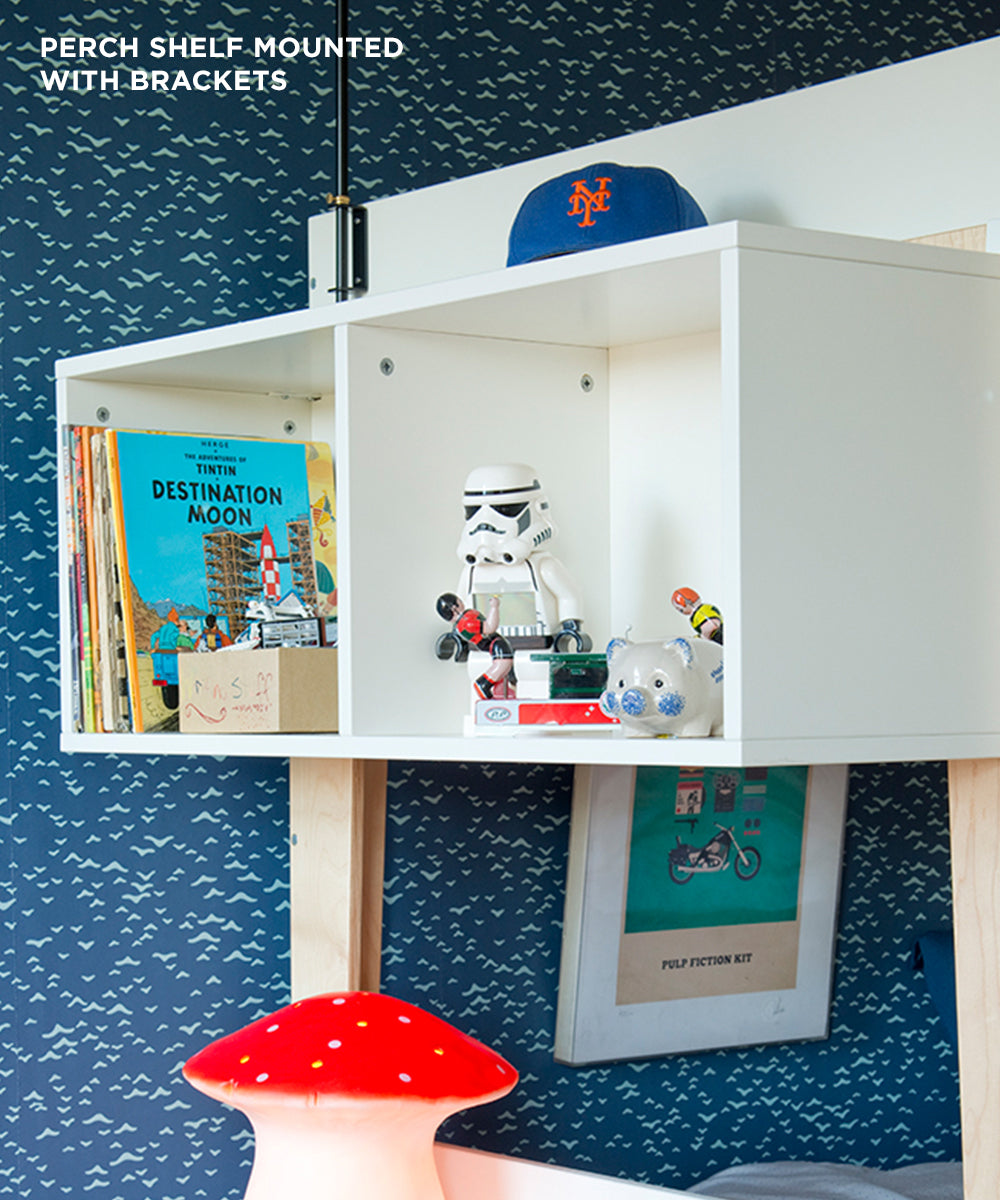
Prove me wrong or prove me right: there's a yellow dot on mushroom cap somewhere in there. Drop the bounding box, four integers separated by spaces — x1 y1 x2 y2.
433 1047 444 1056
357 1020 368 1027
311 1060 324 1069
239 1055 250 1064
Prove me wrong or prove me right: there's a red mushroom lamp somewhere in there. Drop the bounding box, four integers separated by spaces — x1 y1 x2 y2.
182 991 518 1200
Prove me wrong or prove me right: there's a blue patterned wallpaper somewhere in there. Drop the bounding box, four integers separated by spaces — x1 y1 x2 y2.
2 1 993 1195
380 761 960 1188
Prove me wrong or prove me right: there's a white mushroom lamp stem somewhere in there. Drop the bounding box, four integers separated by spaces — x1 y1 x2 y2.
182 991 518 1200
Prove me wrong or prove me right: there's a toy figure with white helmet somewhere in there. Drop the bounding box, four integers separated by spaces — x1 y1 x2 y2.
453 463 591 653
436 462 615 734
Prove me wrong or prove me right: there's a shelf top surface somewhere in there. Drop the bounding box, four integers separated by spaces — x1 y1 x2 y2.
55 220 1000 397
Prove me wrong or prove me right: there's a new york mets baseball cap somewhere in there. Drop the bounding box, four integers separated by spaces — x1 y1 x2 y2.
506 161 707 267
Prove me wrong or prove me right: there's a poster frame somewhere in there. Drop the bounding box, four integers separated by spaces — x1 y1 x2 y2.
554 763 849 1065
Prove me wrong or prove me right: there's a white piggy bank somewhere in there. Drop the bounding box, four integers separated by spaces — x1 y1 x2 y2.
599 635 724 737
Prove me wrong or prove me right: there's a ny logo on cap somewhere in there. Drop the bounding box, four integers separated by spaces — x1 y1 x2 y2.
567 176 611 227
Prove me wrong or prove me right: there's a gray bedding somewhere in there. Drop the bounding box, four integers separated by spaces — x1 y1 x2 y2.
687 1161 963 1200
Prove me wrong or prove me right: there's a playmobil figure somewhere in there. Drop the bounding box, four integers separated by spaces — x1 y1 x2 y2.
435 592 515 700
671 586 723 644
599 633 723 737
455 463 591 652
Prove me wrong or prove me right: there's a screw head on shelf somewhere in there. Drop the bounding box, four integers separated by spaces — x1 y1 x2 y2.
380 357 395 376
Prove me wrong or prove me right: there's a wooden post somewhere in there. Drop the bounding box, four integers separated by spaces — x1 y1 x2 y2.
948 758 1000 1200
289 757 388 999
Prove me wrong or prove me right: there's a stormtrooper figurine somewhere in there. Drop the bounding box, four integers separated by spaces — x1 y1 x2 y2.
451 463 591 653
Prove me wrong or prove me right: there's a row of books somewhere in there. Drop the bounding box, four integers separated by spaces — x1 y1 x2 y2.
63 427 337 733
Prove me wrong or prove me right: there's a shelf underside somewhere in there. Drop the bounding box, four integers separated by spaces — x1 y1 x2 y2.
59 729 987 766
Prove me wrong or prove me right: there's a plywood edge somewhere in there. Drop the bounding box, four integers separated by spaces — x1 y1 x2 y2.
908 224 988 252
947 759 1000 1200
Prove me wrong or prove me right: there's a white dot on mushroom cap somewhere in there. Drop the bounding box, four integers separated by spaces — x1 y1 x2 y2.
398 1015 411 1024
266 1024 279 1033
332 998 346 1005
256 1072 269 1083
327 1039 342 1049
399 1073 412 1083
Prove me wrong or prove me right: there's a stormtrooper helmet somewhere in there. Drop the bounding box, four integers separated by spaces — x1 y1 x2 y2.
457 463 556 566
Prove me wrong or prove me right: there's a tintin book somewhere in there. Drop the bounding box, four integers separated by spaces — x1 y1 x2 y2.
106 429 336 733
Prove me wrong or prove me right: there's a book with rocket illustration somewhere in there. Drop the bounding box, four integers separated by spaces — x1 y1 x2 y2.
105 429 337 732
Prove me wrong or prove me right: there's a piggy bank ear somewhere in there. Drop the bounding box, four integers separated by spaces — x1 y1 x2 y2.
606 637 629 665
664 636 695 669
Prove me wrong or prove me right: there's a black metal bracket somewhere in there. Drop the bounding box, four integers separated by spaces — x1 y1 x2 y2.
351 205 368 293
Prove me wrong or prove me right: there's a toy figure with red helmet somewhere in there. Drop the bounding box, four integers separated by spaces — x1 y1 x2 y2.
671 587 723 645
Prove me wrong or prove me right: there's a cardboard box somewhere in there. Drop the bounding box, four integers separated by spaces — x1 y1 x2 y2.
179 647 338 733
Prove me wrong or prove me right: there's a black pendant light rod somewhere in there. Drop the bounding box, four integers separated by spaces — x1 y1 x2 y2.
330 0 368 299
334 0 350 298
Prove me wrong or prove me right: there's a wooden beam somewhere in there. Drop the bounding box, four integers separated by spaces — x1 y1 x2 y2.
948 758 1000 1200
289 757 388 998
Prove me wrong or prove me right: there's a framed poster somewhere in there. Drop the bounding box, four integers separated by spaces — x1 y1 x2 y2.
554 763 848 1065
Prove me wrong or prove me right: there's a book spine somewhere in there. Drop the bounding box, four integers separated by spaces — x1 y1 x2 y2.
105 429 145 732
90 431 133 732
81 427 106 733
73 427 98 732
62 427 83 732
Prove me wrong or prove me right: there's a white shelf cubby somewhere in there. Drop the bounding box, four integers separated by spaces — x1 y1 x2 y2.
56 220 1000 766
